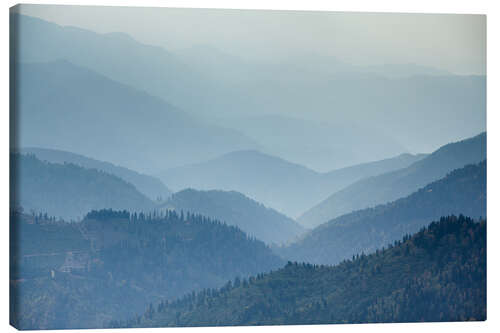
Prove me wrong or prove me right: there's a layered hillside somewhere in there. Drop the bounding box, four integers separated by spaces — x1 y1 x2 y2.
160 150 425 218
21 147 171 201
12 13 486 167
10 154 155 220
299 132 486 227
281 161 486 265
12 60 258 174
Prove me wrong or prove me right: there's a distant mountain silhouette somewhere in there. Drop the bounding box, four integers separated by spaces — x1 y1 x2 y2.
10 13 204 113
320 152 428 193
282 161 486 265
164 189 305 245
159 150 426 218
20 147 171 202
299 132 486 227
159 150 316 217
216 114 410 172
12 13 485 167
10 153 155 220
12 60 258 173
172 44 485 156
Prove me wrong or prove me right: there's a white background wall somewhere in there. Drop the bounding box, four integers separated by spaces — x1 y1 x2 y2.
1 1 499 333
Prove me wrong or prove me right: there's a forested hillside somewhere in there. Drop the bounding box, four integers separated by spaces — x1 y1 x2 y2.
122 215 485 327
10 153 155 220
21 147 172 201
280 161 486 265
10 209 284 329
299 132 486 227
164 189 304 245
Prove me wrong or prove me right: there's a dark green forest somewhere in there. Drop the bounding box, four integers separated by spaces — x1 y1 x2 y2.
120 215 485 327
10 209 283 329
279 161 486 265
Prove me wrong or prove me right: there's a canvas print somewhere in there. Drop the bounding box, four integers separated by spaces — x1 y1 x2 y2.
9 4 486 330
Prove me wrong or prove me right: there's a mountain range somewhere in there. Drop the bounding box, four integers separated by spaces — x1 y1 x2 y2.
12 59 258 173
11 13 486 170
19 147 172 201
10 154 155 220
212 114 409 172
160 150 425 218
280 160 486 265
299 132 486 227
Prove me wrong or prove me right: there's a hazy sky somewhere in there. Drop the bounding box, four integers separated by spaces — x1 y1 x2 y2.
14 4 486 75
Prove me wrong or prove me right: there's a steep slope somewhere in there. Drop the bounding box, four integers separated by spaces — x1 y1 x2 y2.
10 209 284 330
10 153 155 220
164 189 305 245
11 60 258 174
21 147 171 201
299 132 486 227
282 161 486 265
125 215 486 327
159 150 425 218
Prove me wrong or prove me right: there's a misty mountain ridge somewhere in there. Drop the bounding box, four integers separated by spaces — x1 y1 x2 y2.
10 153 155 220
159 150 425 218
12 13 485 164
19 147 172 202
163 188 305 245
281 160 486 265
159 150 316 217
10 13 203 106
169 43 485 155
12 59 259 174
214 114 410 172
299 132 486 228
